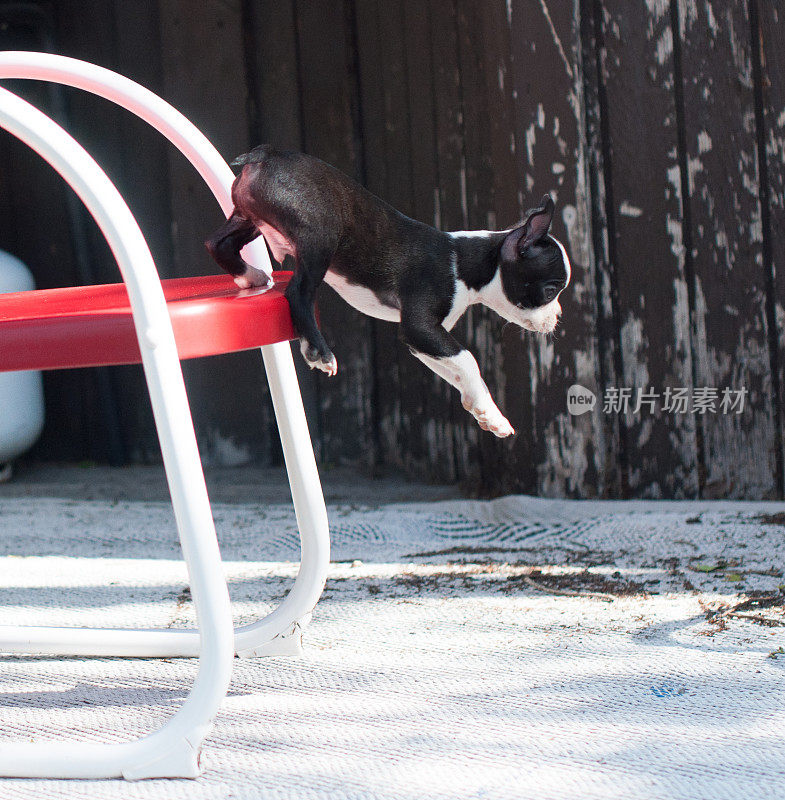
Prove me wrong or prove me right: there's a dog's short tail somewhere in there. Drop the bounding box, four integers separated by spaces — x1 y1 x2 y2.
230 144 272 168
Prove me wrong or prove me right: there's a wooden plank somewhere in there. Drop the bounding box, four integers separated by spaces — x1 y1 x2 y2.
401 0 461 481
376 0 439 479
508 0 608 497
456 0 537 495
294 0 375 467
110 0 174 462
353 0 459 481
159 0 275 466
677 0 777 498
243 0 303 151
243 0 320 460
588 0 698 498
428 0 481 484
750 0 785 498
578 0 625 497
352 0 405 474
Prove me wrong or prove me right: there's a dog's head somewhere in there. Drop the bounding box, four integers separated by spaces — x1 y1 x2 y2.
489 196 570 334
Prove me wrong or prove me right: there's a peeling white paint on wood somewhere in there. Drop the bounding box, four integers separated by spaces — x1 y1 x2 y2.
644 0 670 19
525 124 537 167
665 214 685 259
620 315 650 392
697 130 712 153
619 200 643 217
538 0 574 79
654 25 673 66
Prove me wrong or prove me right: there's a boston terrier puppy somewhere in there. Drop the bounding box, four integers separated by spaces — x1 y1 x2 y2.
205 145 571 438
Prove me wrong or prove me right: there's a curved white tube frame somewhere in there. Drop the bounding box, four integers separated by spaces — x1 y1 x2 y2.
0 81 234 779
0 51 330 661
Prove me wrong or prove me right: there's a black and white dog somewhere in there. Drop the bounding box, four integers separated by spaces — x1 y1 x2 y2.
206 145 571 438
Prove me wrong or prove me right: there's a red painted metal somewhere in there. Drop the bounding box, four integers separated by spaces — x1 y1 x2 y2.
0 272 296 372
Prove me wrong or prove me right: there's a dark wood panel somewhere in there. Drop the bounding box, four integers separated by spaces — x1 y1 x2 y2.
159 0 276 466
401 0 461 480
355 0 460 480
752 0 785 498
352 0 405 473
243 0 303 152
456 0 536 495
110 0 173 462
509 0 608 497
294 0 375 467
593 0 698 498
243 0 320 459
376 0 441 478
579 0 624 497
0 0 780 498
57 0 133 466
677 0 777 498
428 0 479 484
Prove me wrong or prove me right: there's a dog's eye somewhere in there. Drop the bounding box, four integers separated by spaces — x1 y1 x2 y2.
541 282 562 303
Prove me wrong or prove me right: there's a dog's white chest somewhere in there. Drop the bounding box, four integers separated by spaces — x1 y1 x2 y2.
324 270 401 322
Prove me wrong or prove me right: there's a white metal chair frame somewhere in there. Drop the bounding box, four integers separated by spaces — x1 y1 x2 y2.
0 51 330 779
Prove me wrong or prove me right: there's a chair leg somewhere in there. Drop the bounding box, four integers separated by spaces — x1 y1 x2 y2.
0 233 235 779
235 341 330 658
0 341 329 661
0 388 235 778
0 83 235 778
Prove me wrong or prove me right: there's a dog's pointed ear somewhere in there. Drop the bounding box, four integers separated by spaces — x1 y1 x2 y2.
501 195 555 260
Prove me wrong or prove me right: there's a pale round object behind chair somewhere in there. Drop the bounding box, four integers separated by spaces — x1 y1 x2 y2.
0 249 45 473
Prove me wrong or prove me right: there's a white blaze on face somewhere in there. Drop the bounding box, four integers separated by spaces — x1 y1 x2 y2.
478 272 562 334
448 231 570 335
492 235 570 333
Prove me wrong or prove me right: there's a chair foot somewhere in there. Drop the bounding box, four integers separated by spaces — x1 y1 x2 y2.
236 613 311 658
0 727 211 779
122 726 209 780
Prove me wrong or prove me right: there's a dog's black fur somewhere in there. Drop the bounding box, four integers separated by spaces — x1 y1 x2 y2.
205 145 570 436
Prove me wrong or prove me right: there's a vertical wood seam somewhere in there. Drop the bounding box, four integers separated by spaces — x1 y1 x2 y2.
578 0 616 496
748 0 785 499
345 0 383 470
588 0 630 496
669 0 705 498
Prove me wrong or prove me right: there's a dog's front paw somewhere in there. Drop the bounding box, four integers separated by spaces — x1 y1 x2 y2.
463 397 515 438
300 341 338 377
483 414 515 438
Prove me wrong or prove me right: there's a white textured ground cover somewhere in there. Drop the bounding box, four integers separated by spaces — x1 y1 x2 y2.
0 495 783 800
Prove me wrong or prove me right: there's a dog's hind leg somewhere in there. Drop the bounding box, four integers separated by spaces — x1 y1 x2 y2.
205 212 268 288
286 252 337 376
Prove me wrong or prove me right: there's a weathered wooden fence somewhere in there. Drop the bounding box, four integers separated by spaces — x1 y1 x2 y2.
0 0 782 499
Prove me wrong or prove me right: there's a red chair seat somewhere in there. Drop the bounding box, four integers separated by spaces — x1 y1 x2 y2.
0 272 296 372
